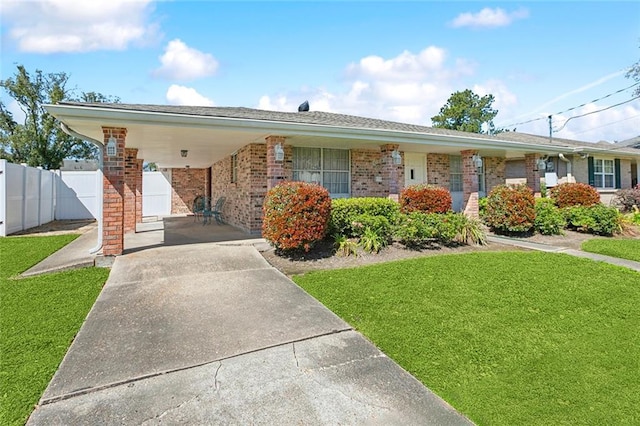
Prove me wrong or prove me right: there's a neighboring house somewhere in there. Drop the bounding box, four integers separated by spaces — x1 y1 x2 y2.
45 102 640 256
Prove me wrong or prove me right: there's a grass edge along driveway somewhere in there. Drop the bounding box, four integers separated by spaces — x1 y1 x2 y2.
294 251 640 426
0 235 109 426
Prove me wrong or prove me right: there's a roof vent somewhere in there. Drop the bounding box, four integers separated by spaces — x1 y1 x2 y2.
298 100 309 112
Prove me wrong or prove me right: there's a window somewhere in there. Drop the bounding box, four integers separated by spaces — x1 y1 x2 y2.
293 147 350 197
593 158 615 189
450 156 463 192
231 153 237 183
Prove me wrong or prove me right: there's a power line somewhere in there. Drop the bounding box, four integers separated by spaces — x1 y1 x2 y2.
497 81 640 130
553 96 640 133
566 114 640 136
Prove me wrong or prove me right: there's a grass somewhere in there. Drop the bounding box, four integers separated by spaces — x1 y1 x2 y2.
294 251 640 425
0 235 109 426
581 238 640 263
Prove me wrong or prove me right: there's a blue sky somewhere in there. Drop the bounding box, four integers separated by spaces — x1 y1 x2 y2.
1 1 639 143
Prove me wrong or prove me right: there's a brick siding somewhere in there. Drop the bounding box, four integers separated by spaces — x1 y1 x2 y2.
171 168 207 214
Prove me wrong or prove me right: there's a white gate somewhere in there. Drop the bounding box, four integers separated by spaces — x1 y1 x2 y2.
143 170 172 216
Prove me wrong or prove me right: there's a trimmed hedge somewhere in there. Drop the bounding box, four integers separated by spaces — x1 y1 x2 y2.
262 182 331 252
399 184 452 214
550 182 600 208
330 197 400 237
483 184 536 234
564 204 622 236
534 198 566 235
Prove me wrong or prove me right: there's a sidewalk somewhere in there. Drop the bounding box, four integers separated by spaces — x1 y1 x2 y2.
487 235 640 272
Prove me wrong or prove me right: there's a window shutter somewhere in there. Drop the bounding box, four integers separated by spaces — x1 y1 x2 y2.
614 158 621 189
587 157 595 187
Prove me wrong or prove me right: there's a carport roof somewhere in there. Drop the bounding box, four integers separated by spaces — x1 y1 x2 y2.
46 102 640 168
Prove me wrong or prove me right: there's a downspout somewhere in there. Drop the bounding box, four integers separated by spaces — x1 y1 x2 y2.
60 123 103 254
558 153 573 183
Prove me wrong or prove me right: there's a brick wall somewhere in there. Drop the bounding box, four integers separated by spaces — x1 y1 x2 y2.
484 156 506 194
351 149 387 197
124 148 138 233
212 143 273 233
525 153 541 192
426 153 450 188
171 168 207 214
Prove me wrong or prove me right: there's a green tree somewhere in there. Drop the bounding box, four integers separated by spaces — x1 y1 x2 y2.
431 89 499 134
0 65 118 169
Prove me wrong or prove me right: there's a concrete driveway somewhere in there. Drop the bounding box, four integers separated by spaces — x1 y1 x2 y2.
28 240 471 425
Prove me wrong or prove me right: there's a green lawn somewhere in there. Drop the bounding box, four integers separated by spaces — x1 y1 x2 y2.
294 252 640 425
0 235 109 426
582 238 640 263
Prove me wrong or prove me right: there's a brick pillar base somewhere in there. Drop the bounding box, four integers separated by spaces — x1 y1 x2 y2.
102 127 127 256
380 144 403 196
525 153 541 193
461 150 479 217
266 136 287 189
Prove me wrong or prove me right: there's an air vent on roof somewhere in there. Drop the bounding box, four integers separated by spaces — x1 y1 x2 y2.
298 100 309 112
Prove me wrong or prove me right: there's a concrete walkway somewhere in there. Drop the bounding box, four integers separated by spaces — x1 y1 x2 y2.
26 223 471 425
487 235 640 272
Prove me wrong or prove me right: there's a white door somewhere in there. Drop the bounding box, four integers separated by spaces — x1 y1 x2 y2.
404 153 426 187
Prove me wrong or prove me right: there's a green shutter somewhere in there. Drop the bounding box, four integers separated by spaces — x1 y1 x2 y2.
614 158 621 189
587 157 595 187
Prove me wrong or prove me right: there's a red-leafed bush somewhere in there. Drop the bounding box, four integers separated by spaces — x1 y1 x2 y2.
483 184 536 234
550 182 600 208
262 182 331 252
400 184 452 214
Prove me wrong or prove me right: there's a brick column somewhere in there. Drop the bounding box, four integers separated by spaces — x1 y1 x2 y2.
266 136 287 189
124 148 138 233
102 127 127 256
525 153 541 193
461 150 479 218
135 158 143 225
380 144 403 197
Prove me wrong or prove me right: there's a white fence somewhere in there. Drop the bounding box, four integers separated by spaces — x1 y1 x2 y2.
0 161 173 236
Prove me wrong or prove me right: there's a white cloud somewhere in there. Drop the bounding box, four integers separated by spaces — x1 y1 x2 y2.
1 0 158 53
450 8 529 29
166 85 214 106
257 46 514 127
154 39 219 81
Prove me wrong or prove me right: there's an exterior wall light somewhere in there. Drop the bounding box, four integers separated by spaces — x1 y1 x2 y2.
181 149 188 158
106 136 117 157
274 143 285 162
536 158 547 172
472 154 483 169
391 149 402 165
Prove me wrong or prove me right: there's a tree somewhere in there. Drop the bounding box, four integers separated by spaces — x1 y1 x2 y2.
431 89 499 134
0 65 118 169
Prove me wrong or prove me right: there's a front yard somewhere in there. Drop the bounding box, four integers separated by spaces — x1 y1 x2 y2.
294 251 640 425
0 236 109 426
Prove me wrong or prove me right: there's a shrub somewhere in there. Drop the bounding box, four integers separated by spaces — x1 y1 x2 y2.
262 182 331 252
564 204 622 236
394 212 440 248
483 184 536 235
613 185 640 212
534 198 566 235
330 197 400 237
351 214 393 241
394 212 486 247
550 182 600 208
359 227 387 253
399 184 452 214
334 234 358 257
478 197 488 218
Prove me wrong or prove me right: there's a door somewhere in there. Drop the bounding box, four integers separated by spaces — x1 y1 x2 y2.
404 153 426 187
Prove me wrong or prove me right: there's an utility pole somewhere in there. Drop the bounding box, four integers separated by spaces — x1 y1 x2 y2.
548 115 553 143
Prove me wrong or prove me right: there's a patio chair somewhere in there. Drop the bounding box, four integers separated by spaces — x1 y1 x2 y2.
192 195 209 222
203 196 226 225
